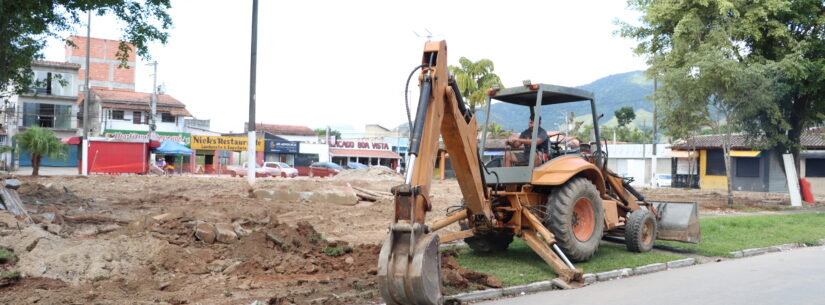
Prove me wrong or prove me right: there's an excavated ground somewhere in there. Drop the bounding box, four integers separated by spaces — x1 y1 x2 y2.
0 173 817 304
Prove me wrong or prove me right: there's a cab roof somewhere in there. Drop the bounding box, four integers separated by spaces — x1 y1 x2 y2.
490 83 594 106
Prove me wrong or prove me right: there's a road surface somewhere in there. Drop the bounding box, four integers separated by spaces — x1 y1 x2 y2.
478 246 825 305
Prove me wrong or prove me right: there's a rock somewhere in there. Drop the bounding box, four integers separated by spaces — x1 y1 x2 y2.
223 261 242 275
232 222 250 237
215 223 238 244
44 224 62 235
42 213 55 222
158 281 171 290
4 179 22 190
344 257 354 265
152 211 184 222
102 252 113 262
195 223 216 244
238 280 252 290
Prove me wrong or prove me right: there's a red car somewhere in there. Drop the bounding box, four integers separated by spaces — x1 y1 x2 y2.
308 162 343 177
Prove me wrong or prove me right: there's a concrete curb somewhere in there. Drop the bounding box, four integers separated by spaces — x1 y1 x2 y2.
443 238 825 304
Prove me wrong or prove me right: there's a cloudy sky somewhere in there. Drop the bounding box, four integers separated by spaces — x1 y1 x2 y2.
43 0 648 135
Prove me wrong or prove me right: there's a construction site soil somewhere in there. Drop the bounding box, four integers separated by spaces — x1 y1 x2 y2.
0 174 818 304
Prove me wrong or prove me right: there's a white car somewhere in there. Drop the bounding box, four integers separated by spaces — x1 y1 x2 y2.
228 162 271 178
263 162 298 178
655 174 673 187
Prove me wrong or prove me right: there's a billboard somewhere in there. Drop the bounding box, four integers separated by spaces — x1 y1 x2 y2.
191 135 264 152
104 129 191 146
265 140 299 154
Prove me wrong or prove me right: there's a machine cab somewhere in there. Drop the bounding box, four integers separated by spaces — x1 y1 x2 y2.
478 82 603 184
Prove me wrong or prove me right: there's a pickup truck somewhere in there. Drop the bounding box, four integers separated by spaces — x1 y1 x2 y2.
227 162 270 178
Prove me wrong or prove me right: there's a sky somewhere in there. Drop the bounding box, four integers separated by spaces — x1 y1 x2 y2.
43 0 648 136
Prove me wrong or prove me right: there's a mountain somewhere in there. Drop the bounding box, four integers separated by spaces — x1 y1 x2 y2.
395 70 654 132
481 70 653 132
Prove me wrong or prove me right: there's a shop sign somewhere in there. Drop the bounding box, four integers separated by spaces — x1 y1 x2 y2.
266 140 299 154
330 141 390 150
104 129 191 146
191 135 264 151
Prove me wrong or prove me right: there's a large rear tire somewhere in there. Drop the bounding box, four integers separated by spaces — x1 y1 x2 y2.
544 177 605 262
625 209 657 253
460 224 513 253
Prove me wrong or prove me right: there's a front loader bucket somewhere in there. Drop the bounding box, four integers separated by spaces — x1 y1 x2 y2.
651 201 701 243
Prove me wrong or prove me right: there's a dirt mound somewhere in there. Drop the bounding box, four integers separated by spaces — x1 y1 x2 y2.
334 166 403 182
441 250 502 294
17 182 87 207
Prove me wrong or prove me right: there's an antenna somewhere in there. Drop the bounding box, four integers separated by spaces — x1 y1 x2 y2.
413 28 441 41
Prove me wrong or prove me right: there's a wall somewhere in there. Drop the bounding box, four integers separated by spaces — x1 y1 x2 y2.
766 150 788 193
699 149 728 190
66 36 135 91
277 135 317 142
104 110 185 133
730 154 769 192
299 143 329 162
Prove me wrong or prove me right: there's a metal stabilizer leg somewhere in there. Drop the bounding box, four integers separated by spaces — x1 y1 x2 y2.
378 223 442 305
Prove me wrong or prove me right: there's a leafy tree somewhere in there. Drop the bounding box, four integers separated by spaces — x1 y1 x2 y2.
614 107 636 128
314 129 341 139
482 122 512 139
0 0 173 102
448 57 504 113
6 127 68 176
620 0 790 207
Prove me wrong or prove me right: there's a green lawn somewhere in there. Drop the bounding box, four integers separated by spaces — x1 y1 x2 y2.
452 240 684 287
656 213 825 257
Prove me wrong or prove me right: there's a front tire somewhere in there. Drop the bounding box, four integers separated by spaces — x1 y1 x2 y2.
625 209 657 253
544 177 605 262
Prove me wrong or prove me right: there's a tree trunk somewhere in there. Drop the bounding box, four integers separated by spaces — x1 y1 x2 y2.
31 154 40 176
721 121 734 208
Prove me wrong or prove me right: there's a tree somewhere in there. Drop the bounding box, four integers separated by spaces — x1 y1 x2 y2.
314 129 341 139
482 122 512 139
9 127 68 176
614 107 636 128
621 0 825 205
1 1 172 102
621 0 792 206
448 57 504 113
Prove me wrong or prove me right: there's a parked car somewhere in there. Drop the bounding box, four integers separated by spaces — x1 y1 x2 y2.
656 174 673 187
346 162 369 169
264 162 299 178
260 162 282 177
309 161 343 177
227 162 270 178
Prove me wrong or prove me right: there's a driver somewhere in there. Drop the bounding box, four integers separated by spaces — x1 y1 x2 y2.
504 117 548 166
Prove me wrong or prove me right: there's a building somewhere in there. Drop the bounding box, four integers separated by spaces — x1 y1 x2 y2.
95 89 191 134
250 123 317 142
669 131 825 200
6 60 83 168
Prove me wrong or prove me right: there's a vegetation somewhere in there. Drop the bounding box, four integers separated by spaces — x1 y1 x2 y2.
0 248 15 263
314 129 342 139
5 126 69 176
453 241 684 287
657 213 825 257
0 0 172 102
0 271 20 281
620 0 825 204
448 57 504 113
482 122 512 139
322 245 353 257
614 106 636 128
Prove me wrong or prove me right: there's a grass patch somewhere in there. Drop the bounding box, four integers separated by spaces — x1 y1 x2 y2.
0 248 14 263
453 240 684 287
322 245 353 257
657 213 825 257
0 271 20 280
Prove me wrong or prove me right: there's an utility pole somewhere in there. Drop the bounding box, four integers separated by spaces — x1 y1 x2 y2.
651 77 658 188
81 10 91 176
246 0 258 185
149 61 158 138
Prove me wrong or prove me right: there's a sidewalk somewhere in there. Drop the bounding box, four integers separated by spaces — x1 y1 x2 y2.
8 166 80 176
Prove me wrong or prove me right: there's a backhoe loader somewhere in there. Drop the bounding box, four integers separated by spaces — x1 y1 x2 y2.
377 40 700 305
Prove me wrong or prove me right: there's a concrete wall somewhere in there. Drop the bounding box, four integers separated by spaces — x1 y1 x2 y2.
730 155 770 192
767 150 788 193
104 109 185 133
299 143 329 162
699 150 728 190
278 135 317 142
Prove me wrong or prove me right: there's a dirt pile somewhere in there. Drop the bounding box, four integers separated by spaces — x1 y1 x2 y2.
334 166 403 182
17 182 87 207
441 249 502 294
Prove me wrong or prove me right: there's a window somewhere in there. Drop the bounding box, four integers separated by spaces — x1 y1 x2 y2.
705 149 727 176
735 157 760 177
22 103 72 129
161 112 175 123
133 111 142 124
807 159 825 177
112 110 124 120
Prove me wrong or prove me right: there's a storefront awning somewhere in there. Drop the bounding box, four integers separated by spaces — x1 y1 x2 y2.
330 148 402 159
730 150 762 157
668 150 697 158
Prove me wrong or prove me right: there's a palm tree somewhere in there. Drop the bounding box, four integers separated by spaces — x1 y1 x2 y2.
449 57 503 113
9 126 68 176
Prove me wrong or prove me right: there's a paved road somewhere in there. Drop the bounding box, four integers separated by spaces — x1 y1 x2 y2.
478 246 825 305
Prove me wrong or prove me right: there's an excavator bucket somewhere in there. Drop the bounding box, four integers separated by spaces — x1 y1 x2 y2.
378 226 442 305
652 201 701 243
